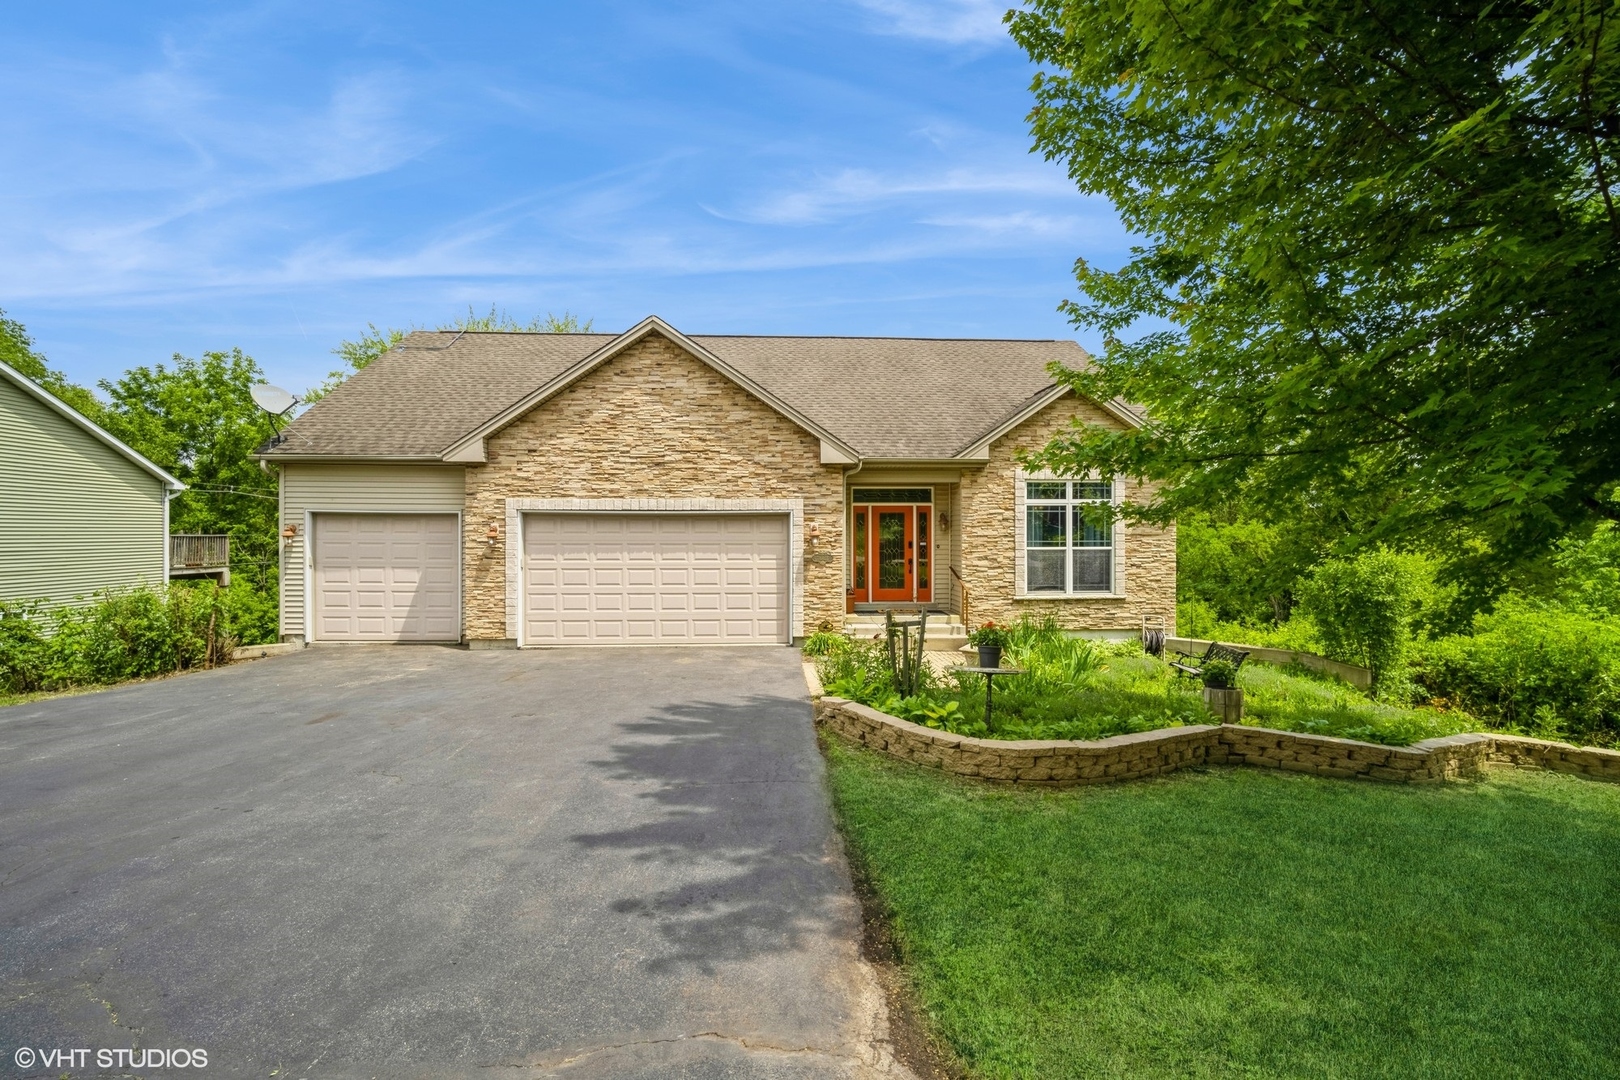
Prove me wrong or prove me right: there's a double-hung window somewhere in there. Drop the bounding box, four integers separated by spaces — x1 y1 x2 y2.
1024 480 1114 594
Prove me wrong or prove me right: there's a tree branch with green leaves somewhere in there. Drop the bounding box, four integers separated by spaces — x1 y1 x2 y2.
1009 0 1620 581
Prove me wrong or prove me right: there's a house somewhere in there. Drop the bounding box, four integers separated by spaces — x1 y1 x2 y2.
0 359 185 611
256 316 1175 647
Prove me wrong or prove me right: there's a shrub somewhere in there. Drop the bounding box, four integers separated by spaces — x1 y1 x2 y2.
1296 550 1429 686
816 638 900 705
1003 617 1102 686
1176 512 1311 625
0 584 236 695
225 573 279 647
0 603 50 693
1414 601 1620 744
1177 600 1325 654
801 629 848 657
1201 658 1237 689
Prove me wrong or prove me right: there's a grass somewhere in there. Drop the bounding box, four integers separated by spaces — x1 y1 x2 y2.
814 618 1469 746
1236 662 1472 745
824 739 1620 1079
0 684 103 709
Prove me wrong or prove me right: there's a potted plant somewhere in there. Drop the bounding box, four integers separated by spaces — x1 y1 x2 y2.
968 622 1009 669
1200 659 1243 722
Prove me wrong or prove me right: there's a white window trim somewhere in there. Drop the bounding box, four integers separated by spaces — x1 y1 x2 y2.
504 497 805 644
1013 469 1126 600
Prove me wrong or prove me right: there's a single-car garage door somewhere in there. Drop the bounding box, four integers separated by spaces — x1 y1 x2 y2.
523 513 789 645
313 513 460 642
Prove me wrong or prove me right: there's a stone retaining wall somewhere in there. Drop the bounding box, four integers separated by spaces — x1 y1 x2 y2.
813 697 1620 787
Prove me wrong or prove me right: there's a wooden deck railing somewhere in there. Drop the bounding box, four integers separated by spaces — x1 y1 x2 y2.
170 534 229 569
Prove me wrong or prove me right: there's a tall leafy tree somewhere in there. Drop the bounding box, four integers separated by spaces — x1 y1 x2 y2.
1009 0 1620 579
0 308 104 420
98 350 281 594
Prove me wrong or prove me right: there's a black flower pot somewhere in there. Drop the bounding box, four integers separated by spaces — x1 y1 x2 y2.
977 644 1003 670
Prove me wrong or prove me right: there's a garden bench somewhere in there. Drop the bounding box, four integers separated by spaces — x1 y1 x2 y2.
1169 641 1251 680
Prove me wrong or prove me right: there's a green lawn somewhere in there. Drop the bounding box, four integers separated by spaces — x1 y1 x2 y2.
824 738 1620 1079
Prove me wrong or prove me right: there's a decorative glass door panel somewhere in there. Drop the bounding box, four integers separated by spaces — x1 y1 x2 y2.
916 508 932 602
872 506 914 601
851 507 869 602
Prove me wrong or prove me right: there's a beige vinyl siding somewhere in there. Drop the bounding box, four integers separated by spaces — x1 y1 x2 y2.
279 463 466 640
0 378 167 609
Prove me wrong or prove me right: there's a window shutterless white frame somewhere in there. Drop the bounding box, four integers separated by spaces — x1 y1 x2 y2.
1013 470 1125 599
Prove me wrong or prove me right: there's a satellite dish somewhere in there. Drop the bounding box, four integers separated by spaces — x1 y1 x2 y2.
250 383 298 415
251 383 300 447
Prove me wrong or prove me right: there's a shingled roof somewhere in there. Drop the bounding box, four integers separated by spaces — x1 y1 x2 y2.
261 317 1126 462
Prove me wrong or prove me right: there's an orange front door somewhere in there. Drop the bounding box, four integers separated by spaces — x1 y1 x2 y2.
871 506 914 601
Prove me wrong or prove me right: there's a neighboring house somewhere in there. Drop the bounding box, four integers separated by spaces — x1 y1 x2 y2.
256 316 1175 648
0 359 185 611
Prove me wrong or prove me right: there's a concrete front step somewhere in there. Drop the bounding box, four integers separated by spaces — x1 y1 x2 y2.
843 616 966 652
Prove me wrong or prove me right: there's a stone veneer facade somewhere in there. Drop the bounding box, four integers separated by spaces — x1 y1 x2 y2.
461 332 847 644
814 696 1620 787
956 395 1177 634
455 331 1181 644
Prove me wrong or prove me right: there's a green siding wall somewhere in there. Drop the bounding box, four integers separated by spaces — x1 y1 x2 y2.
0 378 167 609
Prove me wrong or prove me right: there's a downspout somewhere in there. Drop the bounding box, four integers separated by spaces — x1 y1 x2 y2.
162 484 182 582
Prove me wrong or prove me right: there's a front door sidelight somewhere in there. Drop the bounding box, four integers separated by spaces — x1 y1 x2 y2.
916 507 931 603
851 508 869 603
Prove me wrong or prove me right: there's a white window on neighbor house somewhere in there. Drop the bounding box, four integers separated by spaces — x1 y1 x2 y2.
1016 476 1121 596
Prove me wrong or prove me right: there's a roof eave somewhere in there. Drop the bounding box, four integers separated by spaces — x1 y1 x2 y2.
251 452 453 464
953 385 1145 460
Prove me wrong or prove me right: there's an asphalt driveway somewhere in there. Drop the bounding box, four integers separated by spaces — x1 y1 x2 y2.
0 646 910 1079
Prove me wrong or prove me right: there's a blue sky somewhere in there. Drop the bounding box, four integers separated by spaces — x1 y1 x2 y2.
0 1 1132 394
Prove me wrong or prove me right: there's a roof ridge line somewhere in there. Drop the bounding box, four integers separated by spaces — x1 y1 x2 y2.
403 329 1079 344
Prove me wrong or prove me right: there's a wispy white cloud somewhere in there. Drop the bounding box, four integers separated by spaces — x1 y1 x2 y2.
0 50 436 300
0 0 1133 386
714 165 1075 226
850 0 1014 46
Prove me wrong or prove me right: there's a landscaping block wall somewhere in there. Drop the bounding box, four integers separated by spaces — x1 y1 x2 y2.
813 697 1620 787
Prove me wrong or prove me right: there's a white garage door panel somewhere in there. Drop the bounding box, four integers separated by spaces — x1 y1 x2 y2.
524 514 789 645
314 513 460 642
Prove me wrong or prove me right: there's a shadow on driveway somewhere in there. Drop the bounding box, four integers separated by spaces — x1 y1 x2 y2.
0 646 907 1079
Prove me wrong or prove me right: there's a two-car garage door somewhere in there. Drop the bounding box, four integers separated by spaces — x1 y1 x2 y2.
523 513 789 645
